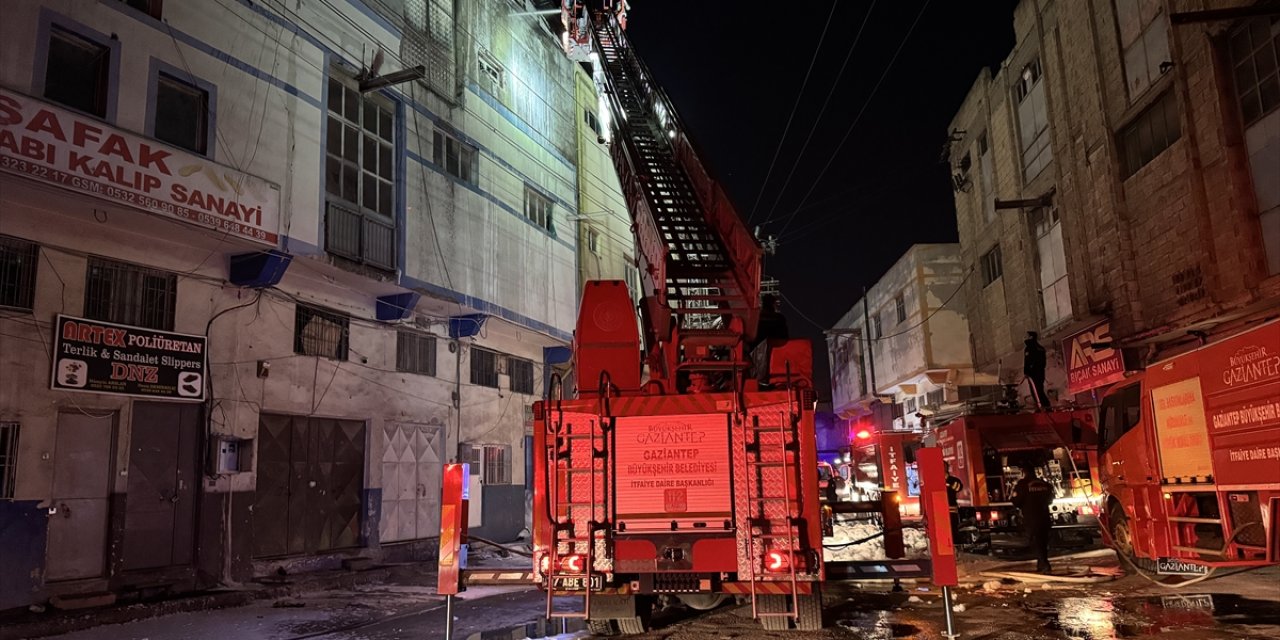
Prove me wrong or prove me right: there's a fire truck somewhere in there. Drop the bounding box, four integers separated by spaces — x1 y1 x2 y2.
531 4 824 633
1097 319 1280 572
932 410 1102 549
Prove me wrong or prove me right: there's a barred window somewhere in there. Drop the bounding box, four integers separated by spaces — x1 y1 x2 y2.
470 347 498 388
433 129 477 184
482 444 511 485
0 235 38 311
396 331 436 376
895 293 906 324
509 357 534 395
926 389 945 407
325 73 395 269
981 245 1004 287
524 186 554 232
1119 90 1180 177
294 304 349 360
84 257 177 330
0 422 18 500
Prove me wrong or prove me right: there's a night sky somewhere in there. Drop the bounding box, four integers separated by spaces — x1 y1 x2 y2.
624 0 1021 398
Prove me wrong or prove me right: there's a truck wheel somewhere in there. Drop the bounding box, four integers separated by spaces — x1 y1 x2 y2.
796 587 823 631
615 616 646 635
1108 508 1136 561
758 595 790 631
587 619 616 636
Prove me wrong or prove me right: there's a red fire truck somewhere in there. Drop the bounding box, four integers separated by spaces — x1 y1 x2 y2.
532 6 824 634
933 410 1102 548
1098 319 1280 572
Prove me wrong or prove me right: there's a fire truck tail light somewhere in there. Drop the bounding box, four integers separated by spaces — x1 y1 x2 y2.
975 511 984 520
990 511 1000 521
560 554 585 574
765 550 790 572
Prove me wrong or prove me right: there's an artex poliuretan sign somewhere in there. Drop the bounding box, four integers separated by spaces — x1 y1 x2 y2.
51 315 207 402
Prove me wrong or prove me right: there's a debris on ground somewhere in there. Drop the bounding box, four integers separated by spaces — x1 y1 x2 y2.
823 519 929 561
981 580 1003 591
907 596 924 603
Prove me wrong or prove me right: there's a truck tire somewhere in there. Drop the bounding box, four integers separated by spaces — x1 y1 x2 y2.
615 616 646 635
758 595 790 631
587 619 616 636
1107 508 1155 572
796 587 823 631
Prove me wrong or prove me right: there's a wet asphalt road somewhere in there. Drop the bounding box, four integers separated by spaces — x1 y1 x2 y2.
314 565 1280 640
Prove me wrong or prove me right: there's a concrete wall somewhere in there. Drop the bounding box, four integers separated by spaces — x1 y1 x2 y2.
0 0 591 610
827 244 981 425
947 0 1280 403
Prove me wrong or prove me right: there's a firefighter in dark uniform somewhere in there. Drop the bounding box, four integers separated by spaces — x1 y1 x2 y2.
1011 459 1055 573
945 463 964 543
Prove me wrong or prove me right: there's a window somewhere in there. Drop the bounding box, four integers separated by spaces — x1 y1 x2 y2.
1099 383 1143 452
400 0 456 100
481 444 511 485
294 304 349 360
0 235 38 311
1119 90 1180 177
396 331 436 376
1015 57 1053 179
1031 207 1072 326
45 25 110 118
1116 0 1171 99
477 50 504 92
509 357 534 394
585 108 602 137
587 227 600 254
524 185 554 232
155 73 209 155
872 315 882 340
0 422 17 499
926 388 945 407
84 257 177 330
470 347 498 388
624 258 640 300
1228 17 1280 127
980 245 1004 287
977 131 996 224
326 75 395 269
433 129 477 184
905 397 917 414
118 0 163 19
895 293 907 324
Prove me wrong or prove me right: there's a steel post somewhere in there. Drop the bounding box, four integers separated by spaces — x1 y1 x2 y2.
941 585 958 639
444 594 454 639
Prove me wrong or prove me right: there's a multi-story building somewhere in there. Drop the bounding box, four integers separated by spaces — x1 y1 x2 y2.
828 244 992 433
0 0 623 610
947 0 1279 406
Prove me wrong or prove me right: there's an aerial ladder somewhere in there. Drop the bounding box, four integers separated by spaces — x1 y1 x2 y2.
532 3 824 634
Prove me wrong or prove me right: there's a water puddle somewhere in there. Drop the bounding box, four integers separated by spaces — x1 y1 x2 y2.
463 617 588 640
1035 593 1280 639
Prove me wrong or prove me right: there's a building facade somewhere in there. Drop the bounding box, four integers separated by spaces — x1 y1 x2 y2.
0 0 623 610
947 0 1280 406
828 244 992 433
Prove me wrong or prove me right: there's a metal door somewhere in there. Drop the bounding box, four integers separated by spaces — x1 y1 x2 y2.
45 412 115 581
380 422 444 542
253 415 366 557
121 403 200 571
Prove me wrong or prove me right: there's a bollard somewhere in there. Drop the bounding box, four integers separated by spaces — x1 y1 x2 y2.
438 463 469 640
919 448 960 639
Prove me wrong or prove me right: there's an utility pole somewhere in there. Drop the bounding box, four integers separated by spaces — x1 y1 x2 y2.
862 285 877 396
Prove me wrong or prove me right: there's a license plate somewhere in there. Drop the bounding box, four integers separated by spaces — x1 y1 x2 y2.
1161 594 1214 609
552 575 603 590
1156 558 1211 576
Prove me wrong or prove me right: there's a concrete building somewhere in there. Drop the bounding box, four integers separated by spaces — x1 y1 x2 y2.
827 244 992 433
0 0 623 610
946 0 1280 406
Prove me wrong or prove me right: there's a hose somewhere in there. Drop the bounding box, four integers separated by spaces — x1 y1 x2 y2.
469 535 534 558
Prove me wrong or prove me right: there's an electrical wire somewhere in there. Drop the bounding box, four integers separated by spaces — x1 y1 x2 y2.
746 0 839 224
829 267 976 344
758 0 879 230
778 0 933 236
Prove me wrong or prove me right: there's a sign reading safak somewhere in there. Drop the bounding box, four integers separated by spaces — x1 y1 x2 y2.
51 315 207 401
1063 319 1126 394
0 88 280 245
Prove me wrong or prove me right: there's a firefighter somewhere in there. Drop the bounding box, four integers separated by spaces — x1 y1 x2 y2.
1023 331 1051 410
1011 458 1055 573
945 463 963 542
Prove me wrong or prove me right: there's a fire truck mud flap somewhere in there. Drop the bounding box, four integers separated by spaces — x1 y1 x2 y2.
588 594 652 635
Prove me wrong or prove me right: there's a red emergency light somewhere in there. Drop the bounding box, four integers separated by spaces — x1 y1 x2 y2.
765 550 790 572
855 429 872 441
560 554 585 574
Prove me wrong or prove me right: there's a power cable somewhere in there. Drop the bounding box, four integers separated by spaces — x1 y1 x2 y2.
745 0 839 224
779 0 933 235
830 267 976 344
758 0 879 229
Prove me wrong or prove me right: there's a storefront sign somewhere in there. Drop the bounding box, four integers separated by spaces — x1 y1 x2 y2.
50 315 206 401
1063 320 1126 394
0 88 280 245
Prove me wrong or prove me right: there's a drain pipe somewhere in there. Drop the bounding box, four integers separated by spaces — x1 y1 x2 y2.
453 338 463 462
